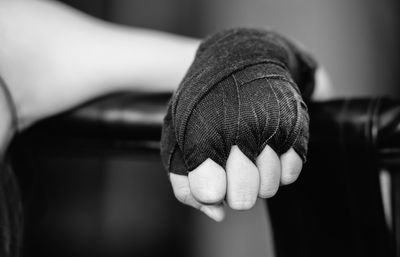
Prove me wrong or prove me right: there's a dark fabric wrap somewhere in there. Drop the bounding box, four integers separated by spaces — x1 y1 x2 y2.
161 28 316 175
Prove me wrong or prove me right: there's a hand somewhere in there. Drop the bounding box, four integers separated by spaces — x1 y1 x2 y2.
161 28 314 222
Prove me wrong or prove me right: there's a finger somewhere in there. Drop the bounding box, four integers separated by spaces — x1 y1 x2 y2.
188 158 226 204
170 173 225 222
280 148 303 185
226 145 259 210
256 145 281 198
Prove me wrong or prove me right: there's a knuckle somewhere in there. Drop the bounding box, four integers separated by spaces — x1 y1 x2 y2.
281 172 299 185
174 187 191 204
258 186 278 198
229 199 255 210
228 192 256 210
195 188 224 204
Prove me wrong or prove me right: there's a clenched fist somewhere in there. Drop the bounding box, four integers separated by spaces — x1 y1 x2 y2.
161 28 316 221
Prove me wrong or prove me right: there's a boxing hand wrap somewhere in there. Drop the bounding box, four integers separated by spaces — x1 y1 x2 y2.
161 28 316 175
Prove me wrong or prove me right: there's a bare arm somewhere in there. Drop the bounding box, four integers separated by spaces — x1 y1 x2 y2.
0 0 199 130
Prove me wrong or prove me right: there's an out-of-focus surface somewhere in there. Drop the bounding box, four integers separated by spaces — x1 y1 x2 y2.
16 150 194 257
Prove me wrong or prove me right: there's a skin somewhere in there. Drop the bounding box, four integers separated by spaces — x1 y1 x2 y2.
0 0 332 222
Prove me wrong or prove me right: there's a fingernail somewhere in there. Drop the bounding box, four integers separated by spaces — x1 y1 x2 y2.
200 206 225 222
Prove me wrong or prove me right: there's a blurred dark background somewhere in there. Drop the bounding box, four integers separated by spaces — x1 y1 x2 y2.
16 0 400 257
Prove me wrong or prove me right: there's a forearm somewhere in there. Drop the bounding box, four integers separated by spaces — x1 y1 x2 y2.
0 0 199 129
101 25 200 93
